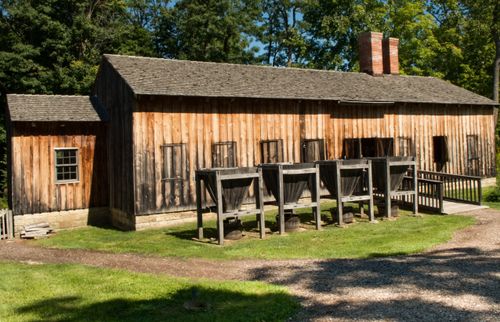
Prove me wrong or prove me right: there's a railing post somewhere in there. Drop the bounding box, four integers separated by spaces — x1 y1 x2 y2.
438 182 444 214
477 178 482 205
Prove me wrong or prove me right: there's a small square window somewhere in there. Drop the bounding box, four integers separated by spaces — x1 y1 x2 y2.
342 139 362 159
260 139 284 164
397 137 414 156
55 148 79 183
212 141 237 168
467 135 479 160
162 144 188 180
301 139 325 162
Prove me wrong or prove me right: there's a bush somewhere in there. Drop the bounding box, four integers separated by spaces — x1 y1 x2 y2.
485 188 500 202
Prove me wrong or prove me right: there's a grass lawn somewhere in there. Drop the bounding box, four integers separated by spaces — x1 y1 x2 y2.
0 262 298 322
36 202 475 260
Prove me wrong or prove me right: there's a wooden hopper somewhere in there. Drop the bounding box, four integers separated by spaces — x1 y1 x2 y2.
259 163 321 234
316 159 367 197
316 159 375 224
369 156 413 192
195 167 265 245
261 163 312 204
198 167 254 212
366 156 418 218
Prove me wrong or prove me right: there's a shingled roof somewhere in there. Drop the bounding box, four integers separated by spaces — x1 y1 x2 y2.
6 94 108 122
104 54 497 106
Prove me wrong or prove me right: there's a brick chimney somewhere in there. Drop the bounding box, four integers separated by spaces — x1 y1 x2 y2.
382 37 399 75
358 31 383 76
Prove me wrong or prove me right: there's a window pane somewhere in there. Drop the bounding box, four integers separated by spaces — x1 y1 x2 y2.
162 144 187 180
212 142 237 168
55 149 78 182
302 139 325 162
261 140 283 163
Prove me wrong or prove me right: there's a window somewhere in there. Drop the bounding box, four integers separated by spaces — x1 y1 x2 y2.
433 136 449 164
343 139 362 159
162 144 188 180
260 139 284 163
212 141 237 168
301 139 325 162
55 148 79 183
361 138 393 157
397 137 414 156
342 138 393 159
466 135 480 176
467 135 479 160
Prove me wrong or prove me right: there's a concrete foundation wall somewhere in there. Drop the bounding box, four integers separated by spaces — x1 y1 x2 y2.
13 207 109 235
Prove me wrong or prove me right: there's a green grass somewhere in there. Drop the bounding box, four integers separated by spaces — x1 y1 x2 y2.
37 202 475 260
0 262 298 322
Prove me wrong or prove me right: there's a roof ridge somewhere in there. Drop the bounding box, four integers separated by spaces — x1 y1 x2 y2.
103 53 367 76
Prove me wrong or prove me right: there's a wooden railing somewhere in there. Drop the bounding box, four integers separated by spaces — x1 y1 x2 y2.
0 209 14 240
395 177 443 214
417 171 482 205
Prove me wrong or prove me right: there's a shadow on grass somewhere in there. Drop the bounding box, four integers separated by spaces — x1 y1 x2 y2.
16 286 298 322
249 247 500 321
165 209 336 242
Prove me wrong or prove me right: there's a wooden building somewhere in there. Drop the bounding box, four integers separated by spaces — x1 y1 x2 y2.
6 32 498 231
6 95 109 232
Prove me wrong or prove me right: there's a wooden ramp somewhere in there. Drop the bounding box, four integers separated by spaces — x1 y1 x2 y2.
442 201 488 214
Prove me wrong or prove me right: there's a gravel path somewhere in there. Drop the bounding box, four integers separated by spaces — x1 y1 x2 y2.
1 209 499 321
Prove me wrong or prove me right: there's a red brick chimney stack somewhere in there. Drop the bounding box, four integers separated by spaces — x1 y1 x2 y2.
358 31 384 76
382 37 399 75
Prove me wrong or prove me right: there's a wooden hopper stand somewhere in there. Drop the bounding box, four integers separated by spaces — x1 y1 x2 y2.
259 163 321 234
316 159 375 225
368 157 418 218
195 167 265 245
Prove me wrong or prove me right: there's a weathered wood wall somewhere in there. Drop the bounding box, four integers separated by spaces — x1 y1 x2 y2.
93 59 135 218
10 122 108 215
132 96 496 216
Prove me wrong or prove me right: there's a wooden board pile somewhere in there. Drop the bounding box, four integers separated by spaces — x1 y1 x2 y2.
20 223 54 239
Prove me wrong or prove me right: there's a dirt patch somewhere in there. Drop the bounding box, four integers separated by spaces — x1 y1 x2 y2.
1 209 499 321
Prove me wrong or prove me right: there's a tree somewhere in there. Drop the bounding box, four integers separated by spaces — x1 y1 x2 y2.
258 0 307 67
428 0 498 98
0 0 158 203
156 0 261 63
0 0 156 95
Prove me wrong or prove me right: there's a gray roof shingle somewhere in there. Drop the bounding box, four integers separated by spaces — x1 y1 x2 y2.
7 94 108 122
105 54 497 106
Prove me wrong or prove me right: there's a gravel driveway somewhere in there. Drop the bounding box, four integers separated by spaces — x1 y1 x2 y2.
1 209 499 321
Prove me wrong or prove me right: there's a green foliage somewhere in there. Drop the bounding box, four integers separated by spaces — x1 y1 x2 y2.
37 203 475 260
257 0 307 66
0 0 157 95
301 0 388 70
0 262 298 321
156 0 261 63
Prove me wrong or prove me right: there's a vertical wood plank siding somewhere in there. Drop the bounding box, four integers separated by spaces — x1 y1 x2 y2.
10 123 108 215
93 60 135 216
133 97 495 215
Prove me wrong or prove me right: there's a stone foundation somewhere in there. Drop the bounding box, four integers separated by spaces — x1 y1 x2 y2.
13 207 109 235
135 210 216 231
481 177 496 187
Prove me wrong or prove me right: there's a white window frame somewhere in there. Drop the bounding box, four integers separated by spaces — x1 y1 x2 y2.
55 147 79 184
